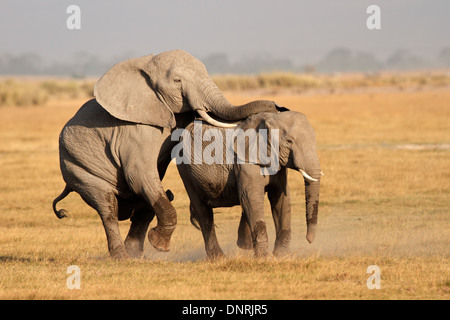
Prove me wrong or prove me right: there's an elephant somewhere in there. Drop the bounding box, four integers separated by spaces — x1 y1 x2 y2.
174 110 321 258
52 49 280 259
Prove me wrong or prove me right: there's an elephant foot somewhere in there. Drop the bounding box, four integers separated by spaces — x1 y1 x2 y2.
237 236 253 250
273 246 290 257
205 241 225 260
254 243 269 258
124 238 144 258
273 229 291 257
206 250 225 261
109 246 129 260
253 221 269 257
148 227 172 252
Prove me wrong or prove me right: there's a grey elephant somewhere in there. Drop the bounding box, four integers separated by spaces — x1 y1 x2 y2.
174 110 321 258
52 50 280 259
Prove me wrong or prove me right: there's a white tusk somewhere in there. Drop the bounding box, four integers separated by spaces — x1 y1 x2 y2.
320 171 325 176
196 110 238 128
300 169 318 182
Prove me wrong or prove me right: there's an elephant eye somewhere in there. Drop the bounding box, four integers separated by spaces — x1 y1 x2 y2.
174 77 181 83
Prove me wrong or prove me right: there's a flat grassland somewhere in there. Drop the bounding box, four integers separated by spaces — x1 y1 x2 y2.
0 80 449 299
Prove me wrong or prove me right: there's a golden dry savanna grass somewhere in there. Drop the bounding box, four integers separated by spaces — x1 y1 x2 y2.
0 84 449 299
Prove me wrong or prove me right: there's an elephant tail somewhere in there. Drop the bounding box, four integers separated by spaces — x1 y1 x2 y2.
190 215 201 230
189 205 201 231
52 185 72 219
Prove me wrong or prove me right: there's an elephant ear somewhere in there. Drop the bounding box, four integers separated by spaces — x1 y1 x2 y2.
94 54 176 128
232 114 281 172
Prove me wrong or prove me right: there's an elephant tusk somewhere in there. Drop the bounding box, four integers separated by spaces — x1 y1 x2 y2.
196 110 238 128
300 169 319 182
320 171 325 176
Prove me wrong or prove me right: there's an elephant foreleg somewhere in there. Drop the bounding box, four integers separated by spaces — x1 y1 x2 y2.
237 212 253 250
123 190 173 257
147 191 177 252
268 176 292 256
237 166 268 257
122 154 177 252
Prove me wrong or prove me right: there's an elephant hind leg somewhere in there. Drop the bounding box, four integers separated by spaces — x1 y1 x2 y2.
124 204 155 258
72 180 128 259
190 201 224 259
96 193 128 259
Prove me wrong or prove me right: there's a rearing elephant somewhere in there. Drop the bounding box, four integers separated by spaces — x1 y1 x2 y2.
52 50 279 259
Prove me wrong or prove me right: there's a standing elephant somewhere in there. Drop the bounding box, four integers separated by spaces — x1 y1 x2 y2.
52 50 279 259
174 110 321 258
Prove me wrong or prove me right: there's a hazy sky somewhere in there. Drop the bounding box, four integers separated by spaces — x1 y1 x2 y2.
1 0 449 64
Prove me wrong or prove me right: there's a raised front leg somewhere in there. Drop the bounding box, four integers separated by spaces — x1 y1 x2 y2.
268 168 292 256
119 129 178 252
146 184 177 252
122 164 177 252
236 165 268 257
123 190 173 258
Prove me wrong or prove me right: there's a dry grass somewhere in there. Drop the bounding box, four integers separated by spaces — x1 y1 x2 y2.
212 70 450 92
2 70 450 107
0 78 95 107
0 83 449 299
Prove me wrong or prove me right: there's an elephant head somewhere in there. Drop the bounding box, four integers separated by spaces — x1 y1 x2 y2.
94 49 278 128
240 111 321 243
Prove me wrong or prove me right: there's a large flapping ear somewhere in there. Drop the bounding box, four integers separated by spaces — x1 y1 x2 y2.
94 54 176 128
232 114 281 175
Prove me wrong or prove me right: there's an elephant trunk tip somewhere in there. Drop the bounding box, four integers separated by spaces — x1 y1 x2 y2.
306 224 317 244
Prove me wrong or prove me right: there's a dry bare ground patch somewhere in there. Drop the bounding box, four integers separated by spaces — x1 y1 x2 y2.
0 84 449 299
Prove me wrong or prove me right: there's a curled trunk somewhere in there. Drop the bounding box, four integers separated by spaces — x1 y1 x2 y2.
193 78 278 121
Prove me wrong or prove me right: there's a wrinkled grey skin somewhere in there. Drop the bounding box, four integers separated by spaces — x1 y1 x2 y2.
52 50 278 259
176 111 321 258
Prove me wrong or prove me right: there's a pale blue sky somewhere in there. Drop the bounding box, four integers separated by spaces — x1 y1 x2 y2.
1 0 449 64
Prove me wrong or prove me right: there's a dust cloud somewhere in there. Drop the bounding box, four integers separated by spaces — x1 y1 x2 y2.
143 212 449 262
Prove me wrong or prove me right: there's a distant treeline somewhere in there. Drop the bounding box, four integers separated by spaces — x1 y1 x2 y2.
0 52 116 78
1 47 450 77
205 48 450 74
2 71 450 107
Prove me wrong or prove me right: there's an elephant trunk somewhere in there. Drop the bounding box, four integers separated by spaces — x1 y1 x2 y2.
194 78 278 121
303 164 321 244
